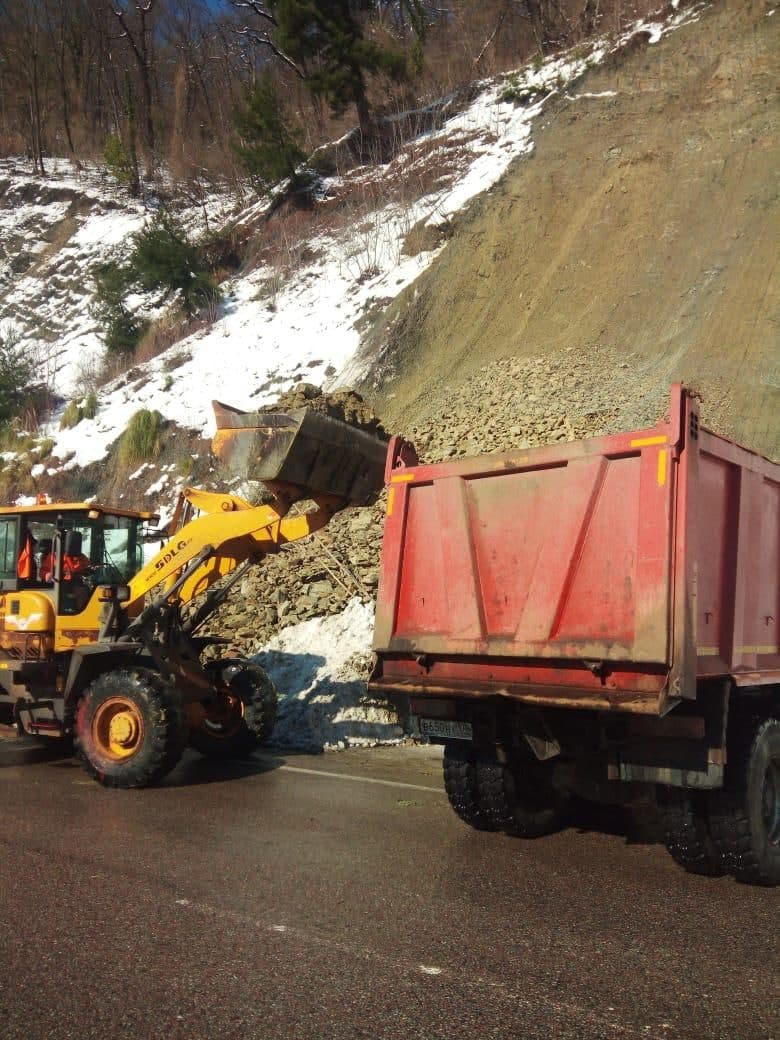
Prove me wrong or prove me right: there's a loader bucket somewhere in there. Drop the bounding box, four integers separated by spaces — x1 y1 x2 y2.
212 401 388 504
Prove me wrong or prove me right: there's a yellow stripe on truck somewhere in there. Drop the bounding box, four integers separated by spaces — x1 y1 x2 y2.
657 450 667 487
630 435 668 448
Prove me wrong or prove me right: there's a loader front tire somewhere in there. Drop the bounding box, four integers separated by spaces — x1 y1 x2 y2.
189 661 277 759
74 669 186 788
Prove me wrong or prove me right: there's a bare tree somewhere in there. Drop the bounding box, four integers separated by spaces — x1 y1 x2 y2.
107 0 158 174
229 1 304 78
0 0 49 173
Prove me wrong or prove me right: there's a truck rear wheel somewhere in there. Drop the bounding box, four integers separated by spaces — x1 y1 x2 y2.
657 788 725 876
477 751 565 838
75 669 186 788
189 661 277 759
443 744 497 831
707 716 780 886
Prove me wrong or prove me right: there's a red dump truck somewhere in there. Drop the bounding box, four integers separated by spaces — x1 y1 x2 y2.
370 385 779 884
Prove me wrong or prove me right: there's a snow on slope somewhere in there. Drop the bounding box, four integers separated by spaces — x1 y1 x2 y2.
0 2 705 486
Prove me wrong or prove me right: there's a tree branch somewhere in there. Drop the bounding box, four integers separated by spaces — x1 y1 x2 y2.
474 2 510 67
231 24 305 79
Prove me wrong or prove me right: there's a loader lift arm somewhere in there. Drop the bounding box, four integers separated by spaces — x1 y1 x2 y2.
126 487 344 612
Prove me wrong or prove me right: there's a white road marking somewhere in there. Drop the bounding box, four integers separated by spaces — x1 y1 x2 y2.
277 763 444 795
172 895 669 1039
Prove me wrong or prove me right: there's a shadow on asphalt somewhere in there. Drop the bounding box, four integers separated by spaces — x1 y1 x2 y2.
568 798 664 847
165 751 287 787
0 736 289 788
0 739 71 767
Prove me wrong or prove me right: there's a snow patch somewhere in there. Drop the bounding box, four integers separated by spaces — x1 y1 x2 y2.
253 598 403 751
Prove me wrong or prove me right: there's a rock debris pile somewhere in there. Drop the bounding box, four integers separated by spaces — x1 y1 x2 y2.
210 345 671 659
259 383 386 439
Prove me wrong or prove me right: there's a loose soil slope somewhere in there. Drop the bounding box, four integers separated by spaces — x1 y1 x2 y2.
369 0 779 459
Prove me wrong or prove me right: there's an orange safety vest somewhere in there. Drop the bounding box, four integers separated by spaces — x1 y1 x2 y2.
17 536 33 579
63 554 90 580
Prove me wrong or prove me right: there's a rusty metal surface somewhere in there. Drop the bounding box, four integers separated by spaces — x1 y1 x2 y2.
212 402 388 504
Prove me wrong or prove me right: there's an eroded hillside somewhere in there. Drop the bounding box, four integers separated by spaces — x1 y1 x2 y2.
364 0 779 459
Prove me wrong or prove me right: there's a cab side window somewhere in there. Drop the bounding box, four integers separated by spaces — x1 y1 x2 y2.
0 518 19 586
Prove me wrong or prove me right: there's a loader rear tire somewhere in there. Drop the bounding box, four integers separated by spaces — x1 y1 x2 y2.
443 744 497 831
707 716 780 886
74 669 186 789
657 788 725 877
477 750 566 838
189 661 277 759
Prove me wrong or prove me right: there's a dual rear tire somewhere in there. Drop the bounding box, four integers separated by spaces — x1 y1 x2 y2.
658 716 780 886
443 742 565 838
446 715 780 887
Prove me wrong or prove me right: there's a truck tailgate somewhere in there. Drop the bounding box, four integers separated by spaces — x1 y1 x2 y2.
372 401 686 715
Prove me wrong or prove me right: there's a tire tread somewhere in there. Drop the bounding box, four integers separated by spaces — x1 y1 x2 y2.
74 668 185 788
708 715 779 886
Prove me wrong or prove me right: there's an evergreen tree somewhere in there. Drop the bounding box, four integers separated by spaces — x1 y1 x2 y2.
92 261 143 357
130 212 220 316
233 77 306 194
272 0 426 137
0 327 35 427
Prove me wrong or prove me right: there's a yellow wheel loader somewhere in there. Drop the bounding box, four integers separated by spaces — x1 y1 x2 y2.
0 406 386 788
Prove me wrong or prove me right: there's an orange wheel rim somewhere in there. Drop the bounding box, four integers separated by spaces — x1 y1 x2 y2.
191 691 244 740
92 697 145 761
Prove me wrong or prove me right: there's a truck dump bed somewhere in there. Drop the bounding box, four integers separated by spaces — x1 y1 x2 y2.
371 386 779 716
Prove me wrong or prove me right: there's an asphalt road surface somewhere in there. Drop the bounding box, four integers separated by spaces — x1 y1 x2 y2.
1 738 777 1040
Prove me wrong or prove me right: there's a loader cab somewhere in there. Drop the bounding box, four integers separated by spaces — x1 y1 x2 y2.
0 504 151 618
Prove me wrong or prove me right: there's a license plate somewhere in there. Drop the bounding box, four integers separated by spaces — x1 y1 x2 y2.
419 718 473 741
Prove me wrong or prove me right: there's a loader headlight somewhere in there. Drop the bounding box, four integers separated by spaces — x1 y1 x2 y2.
98 584 131 603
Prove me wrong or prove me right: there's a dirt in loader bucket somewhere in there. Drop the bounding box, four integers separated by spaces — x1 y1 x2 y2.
212 385 389 505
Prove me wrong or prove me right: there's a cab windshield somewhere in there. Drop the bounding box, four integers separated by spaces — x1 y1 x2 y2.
23 512 144 585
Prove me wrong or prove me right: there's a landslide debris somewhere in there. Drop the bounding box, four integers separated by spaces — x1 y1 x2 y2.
208 341 668 658
259 383 386 439
364 0 780 462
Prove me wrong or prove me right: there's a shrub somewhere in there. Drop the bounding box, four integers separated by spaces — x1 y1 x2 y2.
133 311 182 365
36 437 55 459
117 409 165 466
83 391 98 420
0 327 35 428
61 391 98 430
60 400 82 430
130 212 220 316
498 79 543 105
104 134 138 192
